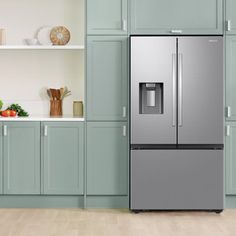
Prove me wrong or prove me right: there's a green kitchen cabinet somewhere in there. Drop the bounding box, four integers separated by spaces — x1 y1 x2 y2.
87 36 128 121
226 123 236 194
226 0 236 34
226 36 236 121
42 122 84 195
87 0 128 35
0 123 2 194
130 0 223 35
87 122 128 195
3 122 40 194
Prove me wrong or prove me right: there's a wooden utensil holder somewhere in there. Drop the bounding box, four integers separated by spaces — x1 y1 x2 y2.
50 100 62 116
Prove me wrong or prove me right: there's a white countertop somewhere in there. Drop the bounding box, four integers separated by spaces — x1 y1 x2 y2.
0 115 85 122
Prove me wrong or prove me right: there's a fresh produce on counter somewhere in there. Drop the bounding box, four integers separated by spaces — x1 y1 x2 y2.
7 104 29 117
1 110 17 117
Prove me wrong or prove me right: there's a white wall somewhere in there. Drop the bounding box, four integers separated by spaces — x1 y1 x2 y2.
0 0 85 116
0 50 84 115
0 0 84 45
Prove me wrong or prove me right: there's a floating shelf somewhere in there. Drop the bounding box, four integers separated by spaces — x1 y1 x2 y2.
0 45 85 50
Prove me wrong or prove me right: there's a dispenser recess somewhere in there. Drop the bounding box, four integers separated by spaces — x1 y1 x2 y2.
139 83 163 114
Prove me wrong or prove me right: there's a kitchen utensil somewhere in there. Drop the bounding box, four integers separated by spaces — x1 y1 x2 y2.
50 100 62 116
60 88 64 99
50 26 71 45
47 89 53 100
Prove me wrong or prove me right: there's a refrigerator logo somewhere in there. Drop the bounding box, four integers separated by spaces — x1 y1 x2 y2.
208 40 218 43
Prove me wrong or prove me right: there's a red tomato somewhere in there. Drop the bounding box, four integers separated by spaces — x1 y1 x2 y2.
10 110 17 117
1 110 11 117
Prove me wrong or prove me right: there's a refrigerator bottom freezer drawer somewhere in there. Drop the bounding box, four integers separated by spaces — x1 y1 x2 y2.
130 150 224 210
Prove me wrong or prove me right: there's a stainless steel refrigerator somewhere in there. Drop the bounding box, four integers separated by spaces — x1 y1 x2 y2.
130 36 224 212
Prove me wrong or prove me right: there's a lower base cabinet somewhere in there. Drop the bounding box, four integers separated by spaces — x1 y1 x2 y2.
226 123 236 194
0 123 3 194
87 122 128 195
3 122 40 194
41 122 84 195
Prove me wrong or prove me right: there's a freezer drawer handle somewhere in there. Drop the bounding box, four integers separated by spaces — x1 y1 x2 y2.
226 125 230 137
178 53 183 127
226 20 231 31
3 125 7 136
172 54 177 127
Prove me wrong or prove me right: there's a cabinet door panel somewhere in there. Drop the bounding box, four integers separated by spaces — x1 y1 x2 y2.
226 36 236 121
130 0 223 35
87 122 128 195
87 36 128 121
0 123 2 194
226 123 236 194
87 0 128 35
226 0 236 34
42 122 84 195
3 122 40 194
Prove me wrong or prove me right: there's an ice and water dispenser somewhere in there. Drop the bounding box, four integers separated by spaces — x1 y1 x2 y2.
139 83 163 114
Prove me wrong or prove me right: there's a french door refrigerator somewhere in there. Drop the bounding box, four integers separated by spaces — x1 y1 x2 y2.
130 36 224 212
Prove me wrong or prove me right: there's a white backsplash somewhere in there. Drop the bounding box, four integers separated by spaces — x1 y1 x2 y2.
0 50 84 115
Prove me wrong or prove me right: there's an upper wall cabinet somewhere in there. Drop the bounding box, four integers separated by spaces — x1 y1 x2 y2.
226 36 236 121
87 0 128 35
130 0 223 35
226 0 236 34
87 36 128 121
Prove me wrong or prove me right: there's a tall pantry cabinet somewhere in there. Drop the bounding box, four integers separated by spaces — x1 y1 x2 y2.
86 0 129 207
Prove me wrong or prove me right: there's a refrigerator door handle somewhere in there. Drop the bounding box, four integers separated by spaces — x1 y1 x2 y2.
172 54 177 127
178 53 183 127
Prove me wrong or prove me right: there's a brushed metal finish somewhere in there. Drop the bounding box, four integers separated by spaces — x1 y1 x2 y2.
131 150 224 210
178 53 183 127
172 54 177 127
131 37 176 144
177 36 223 144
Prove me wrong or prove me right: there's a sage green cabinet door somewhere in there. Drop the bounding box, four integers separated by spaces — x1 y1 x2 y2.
226 36 236 121
42 122 84 195
0 123 2 194
3 122 40 194
87 122 128 195
130 0 223 35
87 0 128 35
87 37 128 121
226 123 236 194
226 0 236 34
